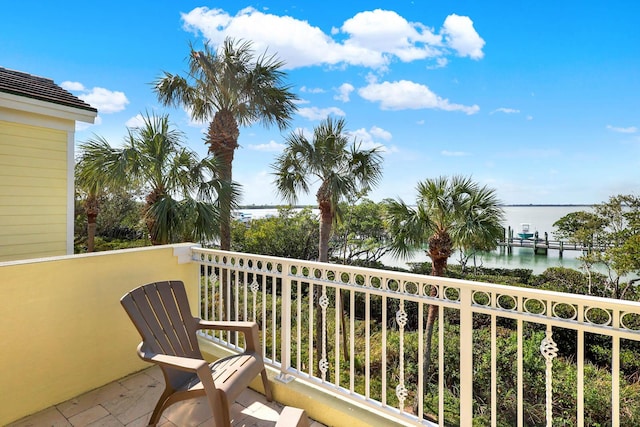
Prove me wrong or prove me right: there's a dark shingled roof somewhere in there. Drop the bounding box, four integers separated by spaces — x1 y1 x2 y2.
0 66 97 113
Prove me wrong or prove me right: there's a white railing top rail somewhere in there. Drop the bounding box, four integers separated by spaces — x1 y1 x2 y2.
192 247 640 339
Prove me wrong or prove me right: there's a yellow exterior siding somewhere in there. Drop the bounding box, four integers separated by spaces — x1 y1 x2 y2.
0 120 69 261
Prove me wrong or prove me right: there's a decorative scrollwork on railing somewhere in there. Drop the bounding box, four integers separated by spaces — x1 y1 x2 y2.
523 297 546 315
403 281 419 295
497 294 517 310
423 283 439 299
319 287 330 382
443 286 460 302
396 307 408 328
551 302 577 320
472 290 491 306
319 358 329 376
621 312 640 331
395 384 408 410
540 326 558 427
250 278 260 320
250 278 259 293
396 302 408 412
584 306 612 326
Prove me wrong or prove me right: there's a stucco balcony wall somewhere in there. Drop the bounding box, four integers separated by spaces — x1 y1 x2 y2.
0 243 197 425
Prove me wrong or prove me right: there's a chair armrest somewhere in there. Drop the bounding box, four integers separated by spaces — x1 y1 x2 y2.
196 320 261 353
138 343 208 372
137 344 219 394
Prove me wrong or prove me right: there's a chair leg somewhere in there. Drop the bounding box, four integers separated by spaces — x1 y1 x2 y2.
208 392 231 427
261 368 273 401
148 388 172 426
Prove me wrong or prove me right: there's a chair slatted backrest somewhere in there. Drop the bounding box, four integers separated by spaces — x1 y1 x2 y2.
121 280 202 359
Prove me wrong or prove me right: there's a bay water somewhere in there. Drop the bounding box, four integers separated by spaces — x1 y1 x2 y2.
240 205 594 274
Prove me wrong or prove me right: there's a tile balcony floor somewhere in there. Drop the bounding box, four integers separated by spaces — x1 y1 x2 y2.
9 366 325 427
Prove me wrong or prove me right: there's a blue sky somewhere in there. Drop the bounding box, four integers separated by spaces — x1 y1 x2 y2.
2 1 639 206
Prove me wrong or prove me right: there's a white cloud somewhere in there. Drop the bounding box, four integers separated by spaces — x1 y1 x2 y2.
441 150 471 157
358 80 479 114
491 107 520 114
182 7 366 69
369 125 392 141
248 140 286 152
340 9 442 63
347 126 397 154
441 14 485 59
300 86 325 94
427 57 449 69
334 83 355 102
181 7 482 70
60 81 128 114
78 87 129 114
607 125 638 134
61 81 85 91
125 114 146 128
297 106 346 121
526 115 533 121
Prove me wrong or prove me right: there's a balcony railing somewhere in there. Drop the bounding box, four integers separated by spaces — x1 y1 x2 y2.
192 247 640 427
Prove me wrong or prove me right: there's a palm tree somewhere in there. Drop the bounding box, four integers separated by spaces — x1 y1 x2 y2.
153 37 298 251
385 175 504 386
272 117 383 374
75 136 129 252
74 163 103 253
77 113 232 246
272 117 384 262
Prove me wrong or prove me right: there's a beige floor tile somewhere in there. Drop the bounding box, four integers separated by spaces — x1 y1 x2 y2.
242 402 280 422
85 414 126 427
68 405 109 426
57 382 130 418
143 365 165 384
236 388 270 409
123 413 154 427
102 381 163 425
162 396 214 427
228 402 251 426
8 368 326 427
118 369 160 391
7 407 72 427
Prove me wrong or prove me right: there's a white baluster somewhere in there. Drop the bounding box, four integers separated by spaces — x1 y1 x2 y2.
319 288 330 382
540 325 558 427
396 302 408 412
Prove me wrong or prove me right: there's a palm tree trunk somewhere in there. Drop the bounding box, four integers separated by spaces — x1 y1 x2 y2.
219 158 233 251
87 214 97 252
207 110 238 251
207 110 239 327
315 199 333 376
423 254 448 387
84 196 99 253
318 200 332 262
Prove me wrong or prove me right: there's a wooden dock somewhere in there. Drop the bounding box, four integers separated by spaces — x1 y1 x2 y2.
498 227 597 257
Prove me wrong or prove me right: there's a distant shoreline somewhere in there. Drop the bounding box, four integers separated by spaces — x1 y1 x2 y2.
238 203 595 209
501 204 594 207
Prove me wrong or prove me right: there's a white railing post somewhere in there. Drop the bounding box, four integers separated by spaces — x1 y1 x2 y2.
277 260 294 383
459 287 474 426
